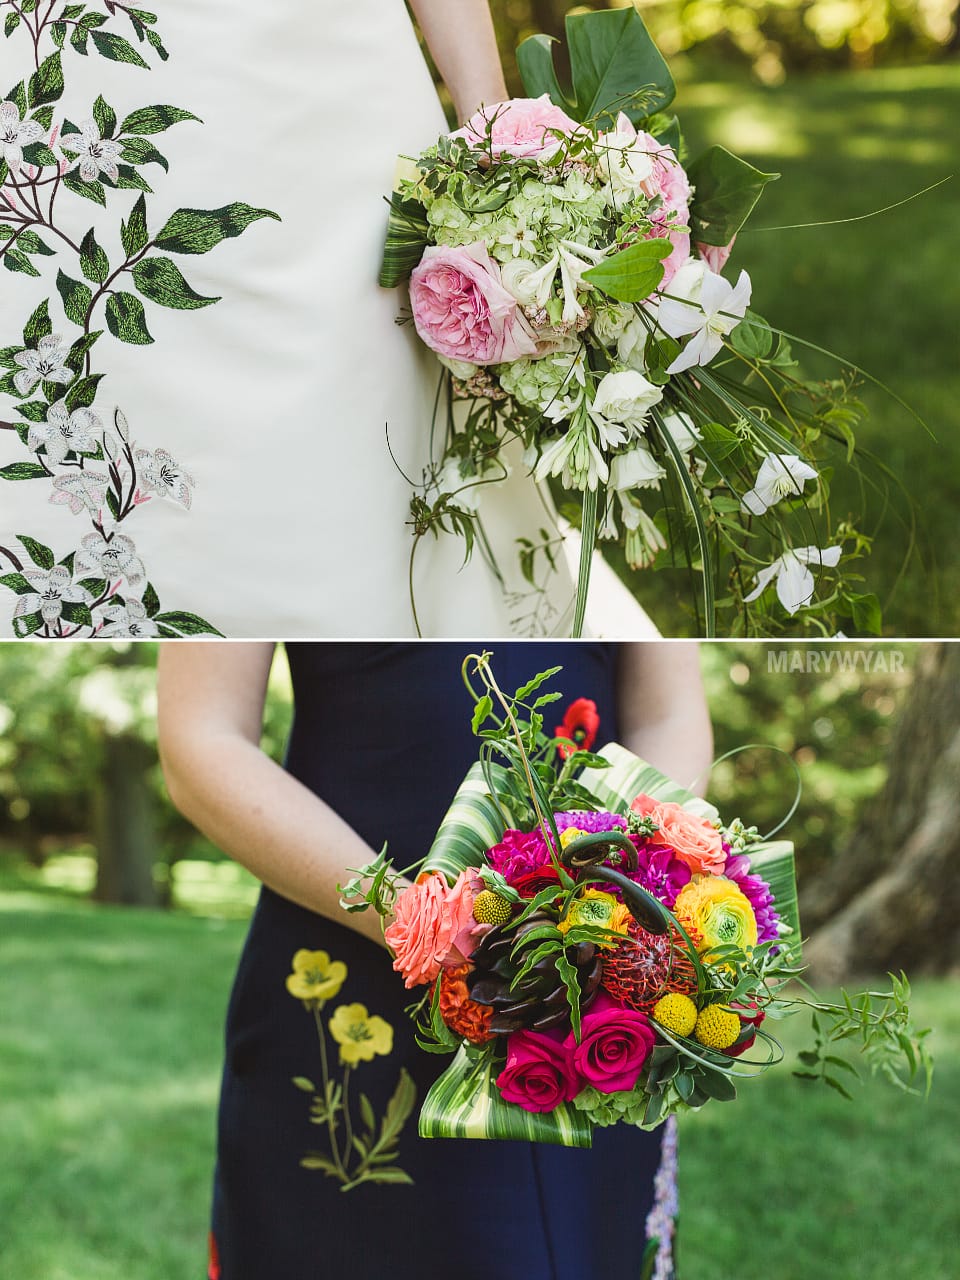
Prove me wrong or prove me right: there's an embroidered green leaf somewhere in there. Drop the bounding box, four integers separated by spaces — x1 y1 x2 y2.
142 581 161 618
65 330 102 373
31 105 54 130
131 256 219 309
28 52 64 107
18 536 55 570
64 373 103 410
92 93 117 139
14 230 55 257
120 104 201 134
120 135 168 171
56 269 93 326
4 12 19 37
154 203 281 255
61 599 93 628
0 462 48 480
20 141 60 168
79 229 110 284
0 573 34 594
120 194 149 257
4 249 41 277
153 610 224 636
70 25 89 55
12 611 44 638
5 82 28 116
90 30 149 68
50 21 67 47
63 174 107 206
115 163 153 192
144 28 168 60
61 4 85 18
105 292 153 344
22 300 52 346
14 400 48 423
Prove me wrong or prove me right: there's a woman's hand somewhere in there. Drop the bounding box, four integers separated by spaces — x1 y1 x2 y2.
408 0 508 122
157 642 391 949
617 643 714 797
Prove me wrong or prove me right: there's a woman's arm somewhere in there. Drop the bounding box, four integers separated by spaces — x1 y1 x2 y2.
408 0 508 122
616 642 714 797
157 643 389 948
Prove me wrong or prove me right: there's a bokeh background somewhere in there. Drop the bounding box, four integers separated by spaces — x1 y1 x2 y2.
431 0 960 636
1 638 957 1279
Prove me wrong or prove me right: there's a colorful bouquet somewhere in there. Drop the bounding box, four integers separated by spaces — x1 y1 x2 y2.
339 655 929 1150
382 7 890 638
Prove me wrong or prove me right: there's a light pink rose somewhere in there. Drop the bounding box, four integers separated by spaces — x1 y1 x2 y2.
409 243 537 366
696 235 738 273
630 794 726 876
384 869 482 989
453 94 579 159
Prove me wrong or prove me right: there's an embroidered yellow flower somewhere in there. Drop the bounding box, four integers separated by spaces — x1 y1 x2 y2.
285 949 348 1004
673 876 758 956
558 887 631 943
328 1003 394 1066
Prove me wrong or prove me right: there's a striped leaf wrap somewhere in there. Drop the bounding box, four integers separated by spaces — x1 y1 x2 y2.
417 741 799 1144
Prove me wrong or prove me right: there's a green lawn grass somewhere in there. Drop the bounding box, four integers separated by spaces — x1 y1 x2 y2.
1 891 956 1279
631 62 960 637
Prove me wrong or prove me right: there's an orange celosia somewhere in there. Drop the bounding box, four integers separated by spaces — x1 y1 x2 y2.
438 964 495 1045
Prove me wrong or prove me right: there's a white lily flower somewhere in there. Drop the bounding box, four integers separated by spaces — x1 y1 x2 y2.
95 599 160 639
658 410 701 454
1 100 44 173
75 532 146 591
610 443 666 492
659 263 752 374
49 471 110 516
12 335 73 397
13 565 89 626
743 545 842 615
28 400 102 466
59 119 122 183
134 447 194 508
741 453 818 515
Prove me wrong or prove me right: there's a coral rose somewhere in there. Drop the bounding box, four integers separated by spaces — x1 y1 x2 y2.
453 94 578 159
384 869 481 989
496 1028 582 1113
409 243 538 366
630 794 726 875
564 991 655 1093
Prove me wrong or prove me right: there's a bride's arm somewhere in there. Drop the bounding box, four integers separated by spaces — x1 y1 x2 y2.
157 643 389 948
408 0 508 122
616 643 714 797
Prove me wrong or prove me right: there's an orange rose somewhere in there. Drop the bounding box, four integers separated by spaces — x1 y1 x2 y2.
630 794 725 875
384 869 481 989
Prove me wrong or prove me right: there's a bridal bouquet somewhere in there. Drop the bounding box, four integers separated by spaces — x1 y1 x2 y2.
382 6 886 638
339 655 930 1148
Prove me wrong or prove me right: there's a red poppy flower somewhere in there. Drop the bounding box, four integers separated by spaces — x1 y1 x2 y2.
555 697 600 759
208 1232 221 1280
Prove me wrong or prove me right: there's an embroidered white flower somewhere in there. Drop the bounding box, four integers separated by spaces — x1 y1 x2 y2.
743 545 842 615
75 532 146 591
741 453 818 515
134 448 194 508
13 565 89 626
59 119 122 183
590 371 663 443
658 261 752 375
610 443 666 492
0 100 44 174
658 410 701 454
95 598 159 638
28 400 102 466
12 335 73 397
49 471 110 516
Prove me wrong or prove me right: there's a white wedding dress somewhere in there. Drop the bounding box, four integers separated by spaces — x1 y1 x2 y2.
0 0 658 638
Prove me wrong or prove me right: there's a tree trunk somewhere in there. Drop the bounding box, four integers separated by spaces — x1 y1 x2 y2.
93 731 161 907
801 644 960 983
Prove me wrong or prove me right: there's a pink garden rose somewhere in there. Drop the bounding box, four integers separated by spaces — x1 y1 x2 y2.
384 869 482 989
496 1028 582 1113
564 992 655 1093
410 243 538 366
630 794 726 876
696 235 738 273
453 94 579 159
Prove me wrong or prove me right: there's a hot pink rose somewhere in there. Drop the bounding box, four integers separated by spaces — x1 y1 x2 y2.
496 1028 582 1113
409 243 538 366
384 869 481 989
696 235 737 273
631 794 726 876
564 992 655 1094
453 95 579 159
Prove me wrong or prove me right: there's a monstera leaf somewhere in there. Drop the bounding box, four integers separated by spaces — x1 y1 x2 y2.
517 6 675 125
688 146 780 247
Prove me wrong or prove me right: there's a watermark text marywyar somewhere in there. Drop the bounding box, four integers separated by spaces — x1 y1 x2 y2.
767 650 905 674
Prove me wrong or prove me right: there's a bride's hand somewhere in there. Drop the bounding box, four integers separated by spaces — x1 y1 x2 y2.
408 0 509 124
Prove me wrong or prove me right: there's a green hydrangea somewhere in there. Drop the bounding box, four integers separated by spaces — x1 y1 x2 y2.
572 1082 650 1127
498 350 582 412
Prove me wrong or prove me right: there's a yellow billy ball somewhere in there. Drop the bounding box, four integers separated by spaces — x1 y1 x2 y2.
694 1004 741 1050
472 889 512 927
652 992 698 1038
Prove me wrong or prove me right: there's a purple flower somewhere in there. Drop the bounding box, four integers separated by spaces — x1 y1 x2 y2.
625 839 692 909
554 810 627 835
724 853 780 944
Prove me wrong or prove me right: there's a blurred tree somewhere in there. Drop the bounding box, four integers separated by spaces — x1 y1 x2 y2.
801 642 960 980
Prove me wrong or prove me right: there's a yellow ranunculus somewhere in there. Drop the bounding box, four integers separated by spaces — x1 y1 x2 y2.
559 827 589 849
328 1003 394 1066
285 949 348 1004
673 876 758 956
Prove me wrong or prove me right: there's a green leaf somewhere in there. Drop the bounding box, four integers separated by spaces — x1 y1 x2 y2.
63 174 106 206
64 373 103 410
729 309 774 361
105 292 153 344
0 572 34 594
56 269 93 326
30 105 54 130
0 462 48 480
153 610 223 636
12 610 44 638
120 135 168 170
28 52 64 108
688 146 779 247
14 399 48 423
92 93 117 138
11 231 54 257
4 12 19 37
115 163 153 192
142 581 161 618
299 1155 341 1176
518 6 674 125
79 228 110 284
131 255 219 309
65 330 102 374
581 239 671 303
378 194 428 289
119 104 201 134
359 1167 414 1185
20 142 60 168
154 202 280 255
471 694 493 735
90 29 149 68
23 300 52 346
18 535 54 570
849 592 882 636
4 249 41 277
121 194 149 256
291 1076 315 1093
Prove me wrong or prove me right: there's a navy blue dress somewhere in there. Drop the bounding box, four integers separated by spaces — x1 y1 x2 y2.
211 644 676 1280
